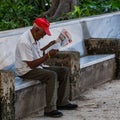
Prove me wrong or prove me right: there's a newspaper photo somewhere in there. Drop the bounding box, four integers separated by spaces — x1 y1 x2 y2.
56 29 72 47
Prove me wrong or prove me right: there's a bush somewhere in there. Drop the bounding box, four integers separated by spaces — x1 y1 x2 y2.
0 0 50 31
60 0 120 20
0 0 120 31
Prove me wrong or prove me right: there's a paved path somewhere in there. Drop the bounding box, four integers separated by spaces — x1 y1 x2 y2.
23 79 120 120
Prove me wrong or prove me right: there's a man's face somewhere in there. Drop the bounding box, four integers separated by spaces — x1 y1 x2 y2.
34 27 46 41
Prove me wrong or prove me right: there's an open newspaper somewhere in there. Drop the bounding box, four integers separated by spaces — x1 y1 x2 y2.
45 29 72 53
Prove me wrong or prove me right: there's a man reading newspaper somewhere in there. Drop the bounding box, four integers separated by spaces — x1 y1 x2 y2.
41 28 72 54
15 18 77 118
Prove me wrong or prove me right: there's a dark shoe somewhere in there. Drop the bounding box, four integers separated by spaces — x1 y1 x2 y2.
57 103 78 110
44 110 63 118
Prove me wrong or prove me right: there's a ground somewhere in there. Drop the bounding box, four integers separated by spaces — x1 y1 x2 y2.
23 79 120 120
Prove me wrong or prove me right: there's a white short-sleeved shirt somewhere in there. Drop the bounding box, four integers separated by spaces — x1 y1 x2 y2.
15 30 43 76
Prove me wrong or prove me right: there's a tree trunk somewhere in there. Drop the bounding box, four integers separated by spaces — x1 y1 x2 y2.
43 0 78 19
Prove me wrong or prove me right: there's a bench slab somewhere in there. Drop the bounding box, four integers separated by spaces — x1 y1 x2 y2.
80 58 116 93
15 83 46 120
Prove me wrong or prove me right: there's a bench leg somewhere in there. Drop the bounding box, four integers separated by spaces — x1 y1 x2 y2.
0 71 15 120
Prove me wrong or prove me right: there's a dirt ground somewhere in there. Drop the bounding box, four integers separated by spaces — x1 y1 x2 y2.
23 79 120 120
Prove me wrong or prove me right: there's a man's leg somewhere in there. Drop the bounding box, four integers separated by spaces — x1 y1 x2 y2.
44 66 70 106
20 68 58 112
44 66 78 110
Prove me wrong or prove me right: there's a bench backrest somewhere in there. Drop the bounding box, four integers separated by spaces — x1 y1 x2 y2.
0 34 20 69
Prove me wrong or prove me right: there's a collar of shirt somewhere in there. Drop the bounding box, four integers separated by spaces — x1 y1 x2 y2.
28 30 37 44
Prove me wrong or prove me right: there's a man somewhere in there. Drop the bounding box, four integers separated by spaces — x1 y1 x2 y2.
15 18 78 118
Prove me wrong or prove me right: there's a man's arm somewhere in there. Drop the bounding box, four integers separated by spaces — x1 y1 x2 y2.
25 49 58 69
41 40 56 51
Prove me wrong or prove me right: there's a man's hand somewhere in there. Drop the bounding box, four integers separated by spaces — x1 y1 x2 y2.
47 49 59 58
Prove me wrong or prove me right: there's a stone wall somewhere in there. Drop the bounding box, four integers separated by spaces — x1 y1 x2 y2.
85 38 120 78
0 71 15 120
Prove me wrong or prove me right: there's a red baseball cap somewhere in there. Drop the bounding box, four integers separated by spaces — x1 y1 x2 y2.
34 18 51 36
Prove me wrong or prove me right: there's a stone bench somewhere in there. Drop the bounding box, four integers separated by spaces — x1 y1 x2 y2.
0 16 117 120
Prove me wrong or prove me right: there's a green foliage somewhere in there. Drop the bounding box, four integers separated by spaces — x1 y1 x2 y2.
0 0 50 31
62 0 120 20
0 0 120 30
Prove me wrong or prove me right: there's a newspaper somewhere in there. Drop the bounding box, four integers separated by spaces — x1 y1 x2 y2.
45 29 72 53
56 29 72 47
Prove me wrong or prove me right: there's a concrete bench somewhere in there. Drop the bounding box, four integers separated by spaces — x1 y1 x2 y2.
0 13 118 119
